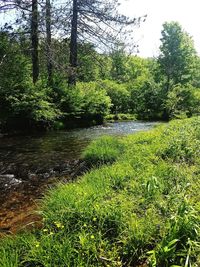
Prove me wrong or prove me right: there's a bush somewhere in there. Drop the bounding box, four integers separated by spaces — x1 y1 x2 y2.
127 77 163 120
60 82 111 122
1 79 60 130
97 80 131 114
105 113 136 122
0 33 61 130
165 83 200 119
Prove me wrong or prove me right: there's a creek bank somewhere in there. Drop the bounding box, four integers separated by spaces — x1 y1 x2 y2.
0 159 87 235
0 121 157 235
0 116 104 136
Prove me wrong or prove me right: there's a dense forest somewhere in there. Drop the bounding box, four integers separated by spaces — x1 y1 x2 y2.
1 0 200 132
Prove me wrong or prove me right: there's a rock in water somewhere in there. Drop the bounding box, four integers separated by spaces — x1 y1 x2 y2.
0 174 22 189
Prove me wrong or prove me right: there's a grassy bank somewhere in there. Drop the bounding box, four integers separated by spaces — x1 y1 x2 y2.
1 117 200 267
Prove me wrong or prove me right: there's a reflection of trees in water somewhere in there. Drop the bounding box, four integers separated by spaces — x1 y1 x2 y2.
0 121 156 177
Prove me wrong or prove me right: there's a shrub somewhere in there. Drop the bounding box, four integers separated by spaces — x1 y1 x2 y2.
60 82 111 122
1 79 60 130
97 80 131 114
165 83 200 119
105 113 136 122
127 77 163 120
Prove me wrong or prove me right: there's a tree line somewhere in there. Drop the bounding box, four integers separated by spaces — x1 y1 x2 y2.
0 0 200 132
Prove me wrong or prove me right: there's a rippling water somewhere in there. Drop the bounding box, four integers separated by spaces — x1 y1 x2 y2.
0 121 157 171
0 121 159 233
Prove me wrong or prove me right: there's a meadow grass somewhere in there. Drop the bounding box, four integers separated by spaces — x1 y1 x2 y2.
0 117 200 266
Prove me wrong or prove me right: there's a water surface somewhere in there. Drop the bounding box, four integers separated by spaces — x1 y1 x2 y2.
0 121 158 233
0 121 157 170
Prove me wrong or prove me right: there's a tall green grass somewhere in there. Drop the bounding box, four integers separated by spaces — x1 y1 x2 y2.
0 117 200 266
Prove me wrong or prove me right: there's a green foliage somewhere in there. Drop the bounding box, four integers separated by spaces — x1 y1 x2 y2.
105 113 136 122
98 80 131 114
0 32 31 91
1 117 200 266
110 51 152 83
7 81 60 122
128 77 163 119
77 83 111 118
0 32 30 120
157 120 200 164
110 46 128 82
158 22 197 88
98 55 113 80
126 56 152 82
77 43 100 82
2 21 200 128
165 84 200 119
60 82 111 121
0 32 114 130
0 32 60 129
83 136 125 165
0 78 60 130
148 198 200 267
192 57 200 88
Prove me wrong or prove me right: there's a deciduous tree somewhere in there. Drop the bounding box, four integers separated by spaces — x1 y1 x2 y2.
158 21 197 91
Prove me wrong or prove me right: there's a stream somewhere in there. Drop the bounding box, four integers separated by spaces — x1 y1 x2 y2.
0 121 157 234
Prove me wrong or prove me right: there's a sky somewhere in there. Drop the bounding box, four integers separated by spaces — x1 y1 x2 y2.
119 0 200 58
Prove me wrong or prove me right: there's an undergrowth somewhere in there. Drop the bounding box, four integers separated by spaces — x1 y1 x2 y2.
0 117 200 267
105 114 136 122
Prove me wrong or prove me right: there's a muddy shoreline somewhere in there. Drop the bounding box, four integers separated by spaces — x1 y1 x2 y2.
0 160 87 235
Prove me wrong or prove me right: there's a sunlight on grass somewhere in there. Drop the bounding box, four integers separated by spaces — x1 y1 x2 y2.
0 117 200 266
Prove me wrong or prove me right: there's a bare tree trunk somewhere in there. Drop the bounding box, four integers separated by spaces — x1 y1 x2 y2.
31 0 39 84
68 0 78 86
46 0 53 86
